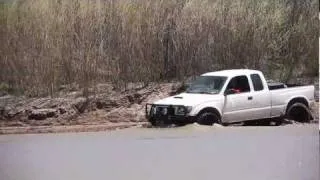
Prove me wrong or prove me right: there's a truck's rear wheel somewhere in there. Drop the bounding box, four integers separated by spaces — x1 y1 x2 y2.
286 102 312 122
196 112 220 125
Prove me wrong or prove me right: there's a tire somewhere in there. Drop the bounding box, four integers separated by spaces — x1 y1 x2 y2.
196 112 220 125
286 102 312 122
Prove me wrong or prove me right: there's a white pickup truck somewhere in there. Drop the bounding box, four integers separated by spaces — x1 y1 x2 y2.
146 69 315 126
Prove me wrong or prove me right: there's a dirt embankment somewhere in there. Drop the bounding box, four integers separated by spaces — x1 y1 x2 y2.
0 80 318 134
0 83 186 134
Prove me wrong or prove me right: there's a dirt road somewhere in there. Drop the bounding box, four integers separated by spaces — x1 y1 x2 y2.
0 124 319 180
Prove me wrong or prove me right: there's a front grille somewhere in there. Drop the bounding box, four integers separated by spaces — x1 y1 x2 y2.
152 105 185 116
146 104 194 125
154 106 173 116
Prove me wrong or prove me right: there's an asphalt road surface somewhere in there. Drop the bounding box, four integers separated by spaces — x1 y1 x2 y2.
0 124 319 180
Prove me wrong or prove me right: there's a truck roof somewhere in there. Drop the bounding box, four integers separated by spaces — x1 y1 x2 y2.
201 69 262 77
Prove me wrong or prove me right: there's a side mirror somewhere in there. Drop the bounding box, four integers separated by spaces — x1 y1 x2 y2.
224 89 236 96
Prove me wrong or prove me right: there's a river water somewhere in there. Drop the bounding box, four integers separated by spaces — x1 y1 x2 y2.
0 124 319 180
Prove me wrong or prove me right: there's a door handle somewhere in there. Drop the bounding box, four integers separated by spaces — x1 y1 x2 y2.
248 96 253 100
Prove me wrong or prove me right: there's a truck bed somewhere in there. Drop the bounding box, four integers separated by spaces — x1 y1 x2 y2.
269 85 315 117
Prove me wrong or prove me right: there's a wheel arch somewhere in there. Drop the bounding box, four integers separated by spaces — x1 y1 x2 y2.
196 107 222 120
285 96 309 113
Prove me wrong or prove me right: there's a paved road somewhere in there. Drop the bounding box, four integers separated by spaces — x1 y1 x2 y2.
0 124 319 180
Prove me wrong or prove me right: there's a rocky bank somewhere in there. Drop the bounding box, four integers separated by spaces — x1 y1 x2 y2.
0 82 186 134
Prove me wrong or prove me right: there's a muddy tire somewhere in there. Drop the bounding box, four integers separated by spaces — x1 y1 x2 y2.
196 112 220 125
286 102 312 122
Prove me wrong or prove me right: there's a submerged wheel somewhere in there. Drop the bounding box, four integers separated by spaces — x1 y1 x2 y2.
286 102 311 122
196 112 220 125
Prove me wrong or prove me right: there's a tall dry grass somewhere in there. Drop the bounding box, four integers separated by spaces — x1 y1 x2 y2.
0 0 318 97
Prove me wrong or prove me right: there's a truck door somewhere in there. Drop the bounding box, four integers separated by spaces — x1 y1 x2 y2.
223 75 255 123
248 73 271 120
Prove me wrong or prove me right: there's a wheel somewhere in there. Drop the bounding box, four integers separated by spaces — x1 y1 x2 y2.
286 103 311 122
196 112 220 125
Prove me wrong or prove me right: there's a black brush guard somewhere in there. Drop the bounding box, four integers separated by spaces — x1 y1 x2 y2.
145 104 194 125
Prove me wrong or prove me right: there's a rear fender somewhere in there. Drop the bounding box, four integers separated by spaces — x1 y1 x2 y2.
284 96 310 114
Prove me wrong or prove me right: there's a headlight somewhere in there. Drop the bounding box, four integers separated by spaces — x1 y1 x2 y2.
175 106 192 115
176 107 185 115
161 107 168 115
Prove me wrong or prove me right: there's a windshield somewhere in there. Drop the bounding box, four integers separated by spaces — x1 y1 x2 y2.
186 76 227 94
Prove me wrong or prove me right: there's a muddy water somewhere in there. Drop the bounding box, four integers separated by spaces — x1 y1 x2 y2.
0 124 319 180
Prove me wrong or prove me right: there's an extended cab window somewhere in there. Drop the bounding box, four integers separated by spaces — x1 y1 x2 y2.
226 76 250 93
250 74 264 91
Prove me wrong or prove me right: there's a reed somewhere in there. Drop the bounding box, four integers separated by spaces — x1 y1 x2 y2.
0 0 318 96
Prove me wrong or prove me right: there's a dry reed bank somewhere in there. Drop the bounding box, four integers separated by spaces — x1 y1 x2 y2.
0 0 318 97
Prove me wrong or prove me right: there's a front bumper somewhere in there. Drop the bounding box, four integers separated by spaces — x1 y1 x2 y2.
145 104 195 125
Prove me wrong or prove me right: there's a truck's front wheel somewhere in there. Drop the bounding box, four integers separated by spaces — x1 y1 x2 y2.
196 112 220 125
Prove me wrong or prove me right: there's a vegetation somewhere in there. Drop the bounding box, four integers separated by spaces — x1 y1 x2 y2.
0 0 318 97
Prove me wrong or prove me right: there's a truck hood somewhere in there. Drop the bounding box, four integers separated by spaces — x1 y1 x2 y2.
153 93 223 107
